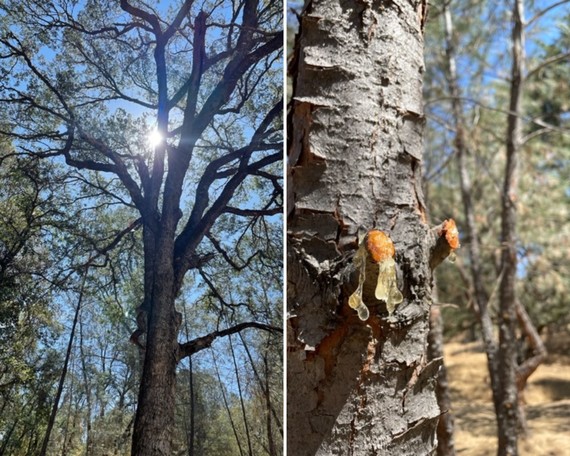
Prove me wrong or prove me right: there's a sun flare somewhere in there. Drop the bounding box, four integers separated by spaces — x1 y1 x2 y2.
148 129 163 148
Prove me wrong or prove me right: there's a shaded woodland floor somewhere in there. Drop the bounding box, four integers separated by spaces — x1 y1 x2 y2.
445 338 570 456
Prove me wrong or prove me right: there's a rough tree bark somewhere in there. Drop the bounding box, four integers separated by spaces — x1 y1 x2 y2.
497 0 524 454
287 0 454 454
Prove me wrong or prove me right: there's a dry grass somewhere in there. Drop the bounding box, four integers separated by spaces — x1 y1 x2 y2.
444 341 570 455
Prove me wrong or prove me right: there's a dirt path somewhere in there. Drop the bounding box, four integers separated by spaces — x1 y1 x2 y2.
444 341 570 455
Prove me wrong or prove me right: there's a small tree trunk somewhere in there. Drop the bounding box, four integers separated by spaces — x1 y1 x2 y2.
229 333 254 456
264 353 277 456
212 350 245 456
78 309 93 455
497 1 525 454
0 418 19 455
39 272 87 456
183 313 195 456
427 298 455 456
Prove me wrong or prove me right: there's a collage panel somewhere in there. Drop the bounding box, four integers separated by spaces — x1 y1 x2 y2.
1 0 570 454
286 0 570 455
0 0 283 455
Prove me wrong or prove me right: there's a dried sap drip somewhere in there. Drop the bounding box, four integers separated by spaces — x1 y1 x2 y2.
348 230 403 320
375 257 403 314
441 219 460 263
348 245 370 321
367 231 403 316
442 219 460 250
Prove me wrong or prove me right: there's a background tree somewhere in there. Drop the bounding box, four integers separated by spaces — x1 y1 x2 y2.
0 0 283 454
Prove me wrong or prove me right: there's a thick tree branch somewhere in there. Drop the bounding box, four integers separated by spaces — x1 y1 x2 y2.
94 218 142 256
174 11 207 125
173 99 282 276
119 0 161 33
515 300 547 390
173 149 281 287
76 130 146 214
190 32 282 141
178 322 282 361
164 0 195 40
223 206 281 217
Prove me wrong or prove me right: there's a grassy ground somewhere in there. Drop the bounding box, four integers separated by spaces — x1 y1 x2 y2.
444 340 570 455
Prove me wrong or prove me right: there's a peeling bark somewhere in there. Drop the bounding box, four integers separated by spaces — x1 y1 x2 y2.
287 0 441 454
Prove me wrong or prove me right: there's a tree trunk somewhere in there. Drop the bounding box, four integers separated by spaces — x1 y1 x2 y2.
497 0 525 454
39 271 87 456
131 226 180 456
287 0 443 454
131 293 178 455
229 333 254 456
183 313 196 456
78 308 93 456
427 293 455 456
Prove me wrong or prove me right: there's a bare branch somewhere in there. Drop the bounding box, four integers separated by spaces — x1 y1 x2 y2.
526 0 570 27
207 233 263 271
425 95 570 135
178 321 282 361
223 207 281 217
525 51 570 81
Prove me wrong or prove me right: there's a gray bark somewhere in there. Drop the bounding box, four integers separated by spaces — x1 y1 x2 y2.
287 0 441 454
